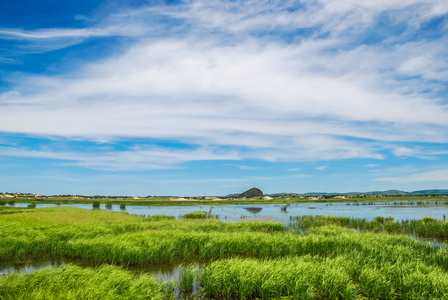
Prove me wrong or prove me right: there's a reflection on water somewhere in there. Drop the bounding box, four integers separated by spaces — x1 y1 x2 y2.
243 207 263 214
408 234 448 250
0 259 66 277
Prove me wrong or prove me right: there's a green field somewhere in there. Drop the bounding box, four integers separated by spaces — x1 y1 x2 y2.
1 207 448 299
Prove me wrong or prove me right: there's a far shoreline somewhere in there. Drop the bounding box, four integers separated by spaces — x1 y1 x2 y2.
2 194 448 207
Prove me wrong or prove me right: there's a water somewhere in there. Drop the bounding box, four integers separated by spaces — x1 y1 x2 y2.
0 259 66 277
0 257 194 283
0 257 203 298
8 200 448 223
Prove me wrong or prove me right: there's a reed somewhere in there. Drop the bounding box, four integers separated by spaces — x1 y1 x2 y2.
0 264 175 299
200 256 358 299
144 214 176 221
199 254 448 299
178 264 197 293
0 208 289 263
181 210 219 219
289 214 448 238
182 211 209 219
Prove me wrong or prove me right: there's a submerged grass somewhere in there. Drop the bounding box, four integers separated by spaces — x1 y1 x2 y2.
2 207 448 299
182 211 211 219
178 264 197 293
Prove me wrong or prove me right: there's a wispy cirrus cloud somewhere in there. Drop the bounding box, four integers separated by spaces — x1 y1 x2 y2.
0 145 240 170
0 25 143 39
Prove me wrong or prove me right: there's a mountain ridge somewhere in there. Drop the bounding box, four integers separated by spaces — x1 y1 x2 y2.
265 189 448 197
226 189 448 197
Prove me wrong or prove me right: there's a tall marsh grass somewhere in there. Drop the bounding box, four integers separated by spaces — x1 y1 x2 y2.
2 207 448 299
182 211 209 219
181 210 218 219
0 264 175 299
289 214 448 239
0 207 285 263
199 254 448 299
178 264 197 293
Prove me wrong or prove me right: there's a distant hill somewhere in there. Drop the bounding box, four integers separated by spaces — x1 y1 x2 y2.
240 187 263 198
224 187 263 198
224 189 448 198
363 190 412 196
411 189 448 195
224 193 241 198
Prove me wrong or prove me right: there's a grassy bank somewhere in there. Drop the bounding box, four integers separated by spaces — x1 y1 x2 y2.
1 207 448 299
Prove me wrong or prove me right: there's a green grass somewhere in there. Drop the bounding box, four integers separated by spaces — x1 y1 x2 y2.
0 264 175 300
181 211 218 219
178 264 197 293
182 211 209 219
2 207 448 299
200 253 448 299
0 207 285 263
289 214 448 239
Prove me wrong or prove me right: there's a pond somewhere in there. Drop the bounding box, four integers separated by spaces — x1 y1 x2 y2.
7 200 448 224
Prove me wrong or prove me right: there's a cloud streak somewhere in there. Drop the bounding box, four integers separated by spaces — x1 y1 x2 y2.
375 169 448 183
0 145 240 170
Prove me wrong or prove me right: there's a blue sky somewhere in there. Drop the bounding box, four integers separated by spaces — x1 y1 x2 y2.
1 0 448 196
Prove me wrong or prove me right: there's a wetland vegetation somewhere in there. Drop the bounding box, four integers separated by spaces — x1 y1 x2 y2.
1 207 448 299
289 215 448 239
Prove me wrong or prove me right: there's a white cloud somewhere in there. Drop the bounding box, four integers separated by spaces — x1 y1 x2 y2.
0 26 141 39
1 0 448 169
154 0 447 35
394 147 418 157
366 164 379 167
375 169 448 183
239 165 254 170
2 39 447 138
0 145 240 170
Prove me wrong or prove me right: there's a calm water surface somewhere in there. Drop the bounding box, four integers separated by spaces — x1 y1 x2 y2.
9 200 448 223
